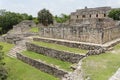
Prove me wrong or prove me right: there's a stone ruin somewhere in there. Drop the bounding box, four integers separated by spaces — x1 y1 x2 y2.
39 6 120 44
0 6 120 80
9 20 36 34
0 20 37 44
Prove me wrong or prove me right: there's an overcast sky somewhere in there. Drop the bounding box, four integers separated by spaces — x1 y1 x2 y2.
0 0 120 17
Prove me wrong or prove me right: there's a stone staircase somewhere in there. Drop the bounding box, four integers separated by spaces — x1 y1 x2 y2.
7 41 26 58
7 37 33 58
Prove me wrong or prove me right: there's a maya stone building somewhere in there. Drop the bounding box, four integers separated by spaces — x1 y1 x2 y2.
69 6 112 25
39 7 120 44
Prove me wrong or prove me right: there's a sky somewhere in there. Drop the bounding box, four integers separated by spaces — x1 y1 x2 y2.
0 0 120 17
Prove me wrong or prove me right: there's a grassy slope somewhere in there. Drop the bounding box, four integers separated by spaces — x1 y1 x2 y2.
0 42 59 80
82 44 120 80
0 42 14 53
22 51 72 72
30 27 39 33
32 41 87 54
5 57 59 80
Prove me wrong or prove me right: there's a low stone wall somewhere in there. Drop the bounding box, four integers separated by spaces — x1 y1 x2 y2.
0 36 5 42
86 48 105 56
26 42 85 63
102 26 120 44
16 53 68 79
33 37 103 50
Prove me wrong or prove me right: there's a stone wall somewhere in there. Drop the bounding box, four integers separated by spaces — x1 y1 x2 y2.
12 20 36 34
39 24 120 44
70 7 111 23
0 36 5 42
26 42 85 63
16 53 68 79
39 26 103 44
70 7 120 26
86 48 105 56
102 26 120 43
33 37 103 50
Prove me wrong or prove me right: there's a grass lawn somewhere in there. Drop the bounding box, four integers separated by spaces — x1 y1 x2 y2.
82 44 120 80
5 57 59 80
0 42 59 80
22 50 73 72
30 27 39 33
0 42 14 53
32 41 87 54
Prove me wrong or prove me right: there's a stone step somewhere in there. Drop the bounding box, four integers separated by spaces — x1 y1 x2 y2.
8 45 26 58
7 37 33 58
109 68 120 80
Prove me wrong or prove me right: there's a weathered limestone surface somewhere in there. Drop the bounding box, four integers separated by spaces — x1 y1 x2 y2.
0 36 5 42
39 26 103 44
26 42 85 63
16 53 68 79
11 20 36 34
62 60 84 80
109 68 120 80
86 48 105 56
70 7 111 25
39 7 120 44
33 37 103 50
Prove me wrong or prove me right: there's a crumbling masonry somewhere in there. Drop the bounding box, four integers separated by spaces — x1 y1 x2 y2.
40 7 120 44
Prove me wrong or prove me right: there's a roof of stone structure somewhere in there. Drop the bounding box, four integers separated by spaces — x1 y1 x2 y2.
71 6 111 15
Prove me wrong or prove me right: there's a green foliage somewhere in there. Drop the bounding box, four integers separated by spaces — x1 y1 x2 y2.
32 41 87 54
108 9 120 20
54 14 70 23
38 9 53 26
0 10 33 34
0 46 8 80
28 15 33 20
33 17 39 24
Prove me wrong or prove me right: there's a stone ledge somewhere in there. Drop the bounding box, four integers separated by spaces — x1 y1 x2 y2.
33 37 120 51
16 53 68 79
26 42 85 63
33 37 103 50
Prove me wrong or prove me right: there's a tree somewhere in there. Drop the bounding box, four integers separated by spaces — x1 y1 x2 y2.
0 11 23 34
0 45 8 80
108 9 120 20
28 15 33 20
33 17 39 24
0 10 33 34
54 14 70 23
38 9 53 26
21 14 33 20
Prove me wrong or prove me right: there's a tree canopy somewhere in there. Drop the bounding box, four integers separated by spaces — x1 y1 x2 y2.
0 10 33 34
38 9 53 26
54 14 70 23
108 9 120 20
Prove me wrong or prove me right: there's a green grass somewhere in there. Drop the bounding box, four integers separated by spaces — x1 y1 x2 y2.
82 44 120 80
0 42 59 80
32 41 87 54
22 50 73 72
0 42 14 53
5 57 59 80
30 27 39 33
